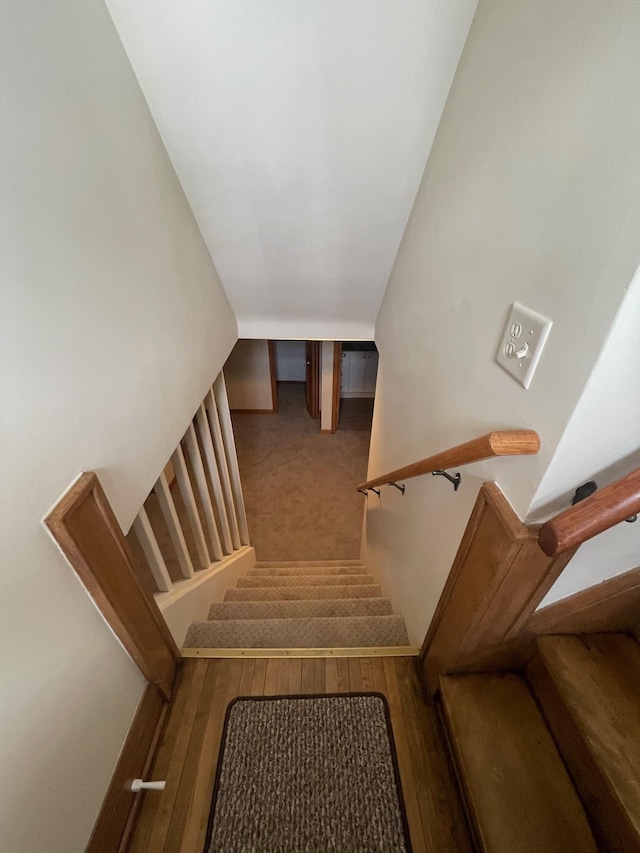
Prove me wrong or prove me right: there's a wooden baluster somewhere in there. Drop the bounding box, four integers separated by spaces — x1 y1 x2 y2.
214 372 250 546
205 388 241 550
195 403 233 555
183 423 223 561
132 507 173 593
153 471 194 579
171 443 211 569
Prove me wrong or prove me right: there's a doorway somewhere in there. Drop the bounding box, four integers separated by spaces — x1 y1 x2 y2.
269 340 321 420
223 338 378 432
338 342 378 431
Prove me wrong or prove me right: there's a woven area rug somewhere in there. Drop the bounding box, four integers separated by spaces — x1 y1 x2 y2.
206 694 411 852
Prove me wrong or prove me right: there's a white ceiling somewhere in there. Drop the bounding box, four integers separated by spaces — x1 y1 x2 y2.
105 1 477 339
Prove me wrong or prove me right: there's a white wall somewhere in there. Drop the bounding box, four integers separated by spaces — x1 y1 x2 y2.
531 271 640 606
0 2 237 850
104 0 478 341
365 0 640 645
538 522 640 609
530 269 640 518
275 340 306 382
225 340 275 411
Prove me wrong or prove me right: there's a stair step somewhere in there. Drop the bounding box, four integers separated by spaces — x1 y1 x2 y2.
237 574 374 588
526 633 640 851
254 560 363 568
184 615 409 649
225 584 383 602
208 598 393 621
247 565 366 577
440 672 596 853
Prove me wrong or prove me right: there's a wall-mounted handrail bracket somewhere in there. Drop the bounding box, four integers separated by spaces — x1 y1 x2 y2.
432 470 461 491
387 482 406 495
358 487 380 497
571 481 598 505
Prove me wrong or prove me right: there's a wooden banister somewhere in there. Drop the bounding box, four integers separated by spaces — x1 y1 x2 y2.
538 468 640 556
356 430 541 492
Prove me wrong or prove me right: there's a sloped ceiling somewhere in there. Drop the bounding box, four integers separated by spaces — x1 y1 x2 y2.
105 1 477 339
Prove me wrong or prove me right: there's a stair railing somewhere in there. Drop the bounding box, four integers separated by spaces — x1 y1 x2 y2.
129 369 250 596
356 430 541 494
538 467 640 556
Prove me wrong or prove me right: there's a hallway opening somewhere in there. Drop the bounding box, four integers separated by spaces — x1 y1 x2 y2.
223 339 378 561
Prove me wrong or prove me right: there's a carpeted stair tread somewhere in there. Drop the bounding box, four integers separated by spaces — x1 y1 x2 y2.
238 574 374 588
254 560 363 568
247 565 367 577
224 584 383 602
208 598 394 621
184 615 410 648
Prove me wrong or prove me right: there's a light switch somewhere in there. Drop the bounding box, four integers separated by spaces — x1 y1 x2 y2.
496 303 552 389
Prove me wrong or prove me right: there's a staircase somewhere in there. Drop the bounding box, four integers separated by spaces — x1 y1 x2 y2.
440 632 640 852
183 560 411 650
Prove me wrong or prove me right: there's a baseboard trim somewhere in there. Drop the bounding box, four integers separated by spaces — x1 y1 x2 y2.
86 683 168 853
181 646 420 658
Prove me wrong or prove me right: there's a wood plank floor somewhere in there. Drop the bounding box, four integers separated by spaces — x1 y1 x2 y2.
127 657 471 853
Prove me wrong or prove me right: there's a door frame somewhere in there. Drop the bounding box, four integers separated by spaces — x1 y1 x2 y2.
305 341 321 419
330 342 343 433
268 340 278 413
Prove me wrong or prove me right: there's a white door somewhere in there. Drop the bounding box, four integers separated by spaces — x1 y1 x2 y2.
347 351 366 392
340 350 350 393
363 352 379 393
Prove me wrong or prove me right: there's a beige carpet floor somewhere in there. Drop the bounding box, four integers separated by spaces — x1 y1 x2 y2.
231 383 371 561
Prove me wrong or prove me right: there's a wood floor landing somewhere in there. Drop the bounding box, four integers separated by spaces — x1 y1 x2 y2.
127 657 470 853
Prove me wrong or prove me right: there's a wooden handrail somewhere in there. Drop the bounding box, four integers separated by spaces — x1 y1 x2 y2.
538 467 640 556
356 430 541 491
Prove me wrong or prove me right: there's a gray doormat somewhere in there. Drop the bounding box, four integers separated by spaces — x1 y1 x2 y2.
205 693 411 853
